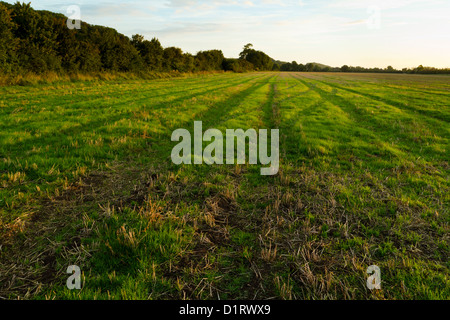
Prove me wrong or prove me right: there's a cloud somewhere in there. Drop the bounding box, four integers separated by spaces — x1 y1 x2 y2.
343 19 366 26
328 0 444 10
165 0 305 11
84 3 153 17
33 1 159 19
261 0 305 6
147 22 227 36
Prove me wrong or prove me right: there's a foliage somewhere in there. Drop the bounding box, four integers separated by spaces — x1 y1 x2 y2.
239 43 273 71
280 61 450 74
0 2 275 76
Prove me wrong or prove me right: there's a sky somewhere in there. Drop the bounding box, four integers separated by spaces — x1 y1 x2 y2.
9 0 450 69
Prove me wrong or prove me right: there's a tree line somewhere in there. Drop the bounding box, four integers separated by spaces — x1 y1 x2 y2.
281 61 450 74
0 2 448 76
0 2 275 75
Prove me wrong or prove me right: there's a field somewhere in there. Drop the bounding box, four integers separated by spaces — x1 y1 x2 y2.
0 72 448 300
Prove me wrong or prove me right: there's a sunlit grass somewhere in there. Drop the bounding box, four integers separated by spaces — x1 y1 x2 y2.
0 72 448 300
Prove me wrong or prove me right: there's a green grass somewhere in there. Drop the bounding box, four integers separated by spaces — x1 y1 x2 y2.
0 72 448 300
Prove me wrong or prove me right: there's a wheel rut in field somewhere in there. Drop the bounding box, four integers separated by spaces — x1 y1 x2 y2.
299 75 448 122
0 74 278 299
290 75 435 158
3 75 260 152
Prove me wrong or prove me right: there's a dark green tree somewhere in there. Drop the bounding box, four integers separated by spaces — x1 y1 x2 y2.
239 44 273 71
195 50 224 71
11 2 61 73
341 65 350 72
163 47 185 72
131 35 164 71
0 2 17 72
239 43 253 60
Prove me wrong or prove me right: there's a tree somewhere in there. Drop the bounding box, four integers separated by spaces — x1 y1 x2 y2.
280 62 292 71
239 43 253 60
163 47 185 72
131 35 164 71
11 2 62 73
305 63 314 72
0 3 17 72
223 58 253 73
195 50 224 71
131 34 144 45
341 65 350 72
239 44 273 71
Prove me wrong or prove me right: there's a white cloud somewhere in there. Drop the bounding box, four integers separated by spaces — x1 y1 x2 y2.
328 0 444 10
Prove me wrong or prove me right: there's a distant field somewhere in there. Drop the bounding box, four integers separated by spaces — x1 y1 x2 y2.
0 72 448 299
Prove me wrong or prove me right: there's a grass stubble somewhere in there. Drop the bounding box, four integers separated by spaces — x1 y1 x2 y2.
0 72 448 300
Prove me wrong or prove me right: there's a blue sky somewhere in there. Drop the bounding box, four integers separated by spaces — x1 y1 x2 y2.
10 0 450 68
